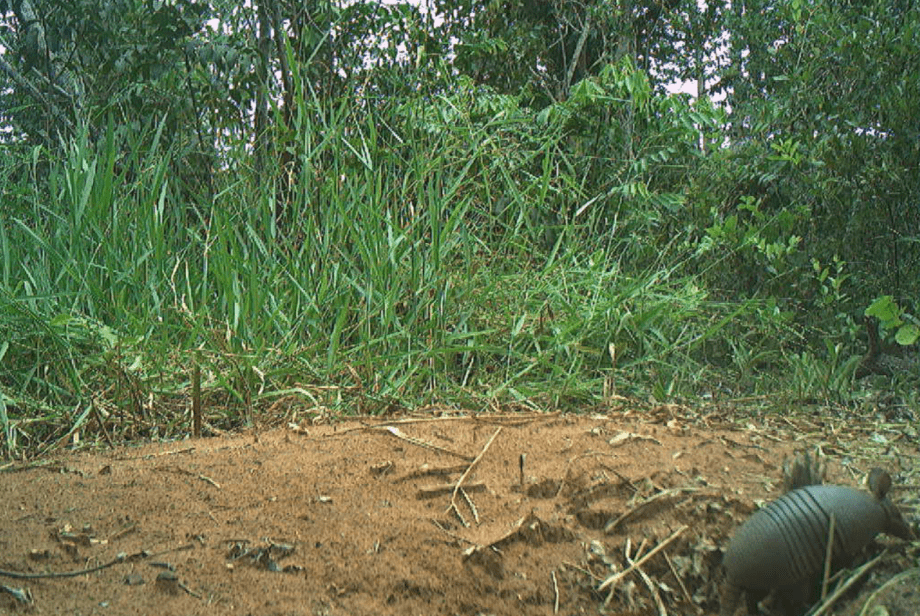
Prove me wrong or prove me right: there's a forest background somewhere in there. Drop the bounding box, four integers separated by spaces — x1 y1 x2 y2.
1 0 918 458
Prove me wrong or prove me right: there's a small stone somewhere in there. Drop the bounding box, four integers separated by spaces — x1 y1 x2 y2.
124 573 145 586
155 570 180 594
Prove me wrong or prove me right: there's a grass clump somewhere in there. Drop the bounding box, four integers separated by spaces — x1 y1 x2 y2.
0 73 901 461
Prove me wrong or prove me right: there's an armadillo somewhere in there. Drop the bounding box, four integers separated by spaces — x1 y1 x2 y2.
720 469 914 616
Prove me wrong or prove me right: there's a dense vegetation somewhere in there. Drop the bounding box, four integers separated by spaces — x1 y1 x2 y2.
1 0 918 457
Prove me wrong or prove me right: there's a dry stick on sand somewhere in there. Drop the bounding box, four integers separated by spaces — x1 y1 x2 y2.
417 481 487 498
460 487 480 524
338 416 475 434
663 551 696 610
605 488 701 533
626 556 668 616
447 427 502 523
551 569 560 614
0 544 195 580
339 411 559 435
598 525 687 591
384 426 473 461
116 446 196 461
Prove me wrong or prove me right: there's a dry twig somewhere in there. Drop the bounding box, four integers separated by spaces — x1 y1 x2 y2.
551 569 560 614
606 488 701 532
447 427 502 523
810 550 887 616
385 426 472 461
599 525 687 591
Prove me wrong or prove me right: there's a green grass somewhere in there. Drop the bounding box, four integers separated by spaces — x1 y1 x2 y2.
0 84 891 460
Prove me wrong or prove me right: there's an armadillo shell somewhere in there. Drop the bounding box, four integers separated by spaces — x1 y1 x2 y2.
723 485 886 589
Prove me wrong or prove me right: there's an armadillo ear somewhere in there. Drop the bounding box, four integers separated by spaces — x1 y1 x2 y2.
867 468 892 499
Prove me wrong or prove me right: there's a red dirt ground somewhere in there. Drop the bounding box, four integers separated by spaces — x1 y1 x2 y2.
1 406 917 616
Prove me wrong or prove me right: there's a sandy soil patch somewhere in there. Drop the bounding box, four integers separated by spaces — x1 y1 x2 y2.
1 408 917 615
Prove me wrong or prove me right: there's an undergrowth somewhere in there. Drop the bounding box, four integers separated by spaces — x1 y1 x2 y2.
0 76 904 461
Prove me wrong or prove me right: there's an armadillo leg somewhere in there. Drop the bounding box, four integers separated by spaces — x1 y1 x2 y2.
719 581 742 616
745 588 768 614
776 582 813 616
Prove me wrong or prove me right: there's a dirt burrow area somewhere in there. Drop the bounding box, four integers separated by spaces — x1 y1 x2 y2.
0 408 917 616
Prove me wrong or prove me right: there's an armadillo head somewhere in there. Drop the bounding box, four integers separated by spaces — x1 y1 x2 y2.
868 468 915 541
880 498 915 540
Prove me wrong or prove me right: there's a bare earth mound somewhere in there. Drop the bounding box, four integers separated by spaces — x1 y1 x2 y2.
1 408 917 615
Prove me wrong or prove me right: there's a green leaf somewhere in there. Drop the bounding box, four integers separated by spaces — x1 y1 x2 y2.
864 296 899 322
895 324 920 346
50 314 74 327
